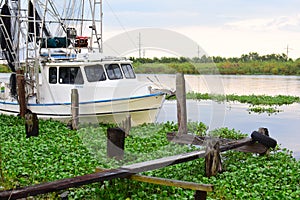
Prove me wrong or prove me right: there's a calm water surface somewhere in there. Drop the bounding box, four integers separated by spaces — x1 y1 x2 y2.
138 74 300 159
139 74 300 96
1 73 299 159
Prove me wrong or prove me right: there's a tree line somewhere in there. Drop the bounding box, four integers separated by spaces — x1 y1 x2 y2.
131 52 300 75
130 52 298 64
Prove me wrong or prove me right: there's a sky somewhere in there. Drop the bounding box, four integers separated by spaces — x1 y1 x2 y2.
101 0 300 59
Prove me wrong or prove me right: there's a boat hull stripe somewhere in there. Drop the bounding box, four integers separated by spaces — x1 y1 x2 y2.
0 92 164 106
0 107 160 117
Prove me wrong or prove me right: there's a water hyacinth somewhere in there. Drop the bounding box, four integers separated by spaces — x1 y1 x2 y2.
0 115 299 199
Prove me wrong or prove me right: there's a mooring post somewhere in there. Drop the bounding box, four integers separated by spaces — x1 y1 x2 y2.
107 127 125 160
25 111 39 138
205 140 222 177
194 190 207 200
176 73 187 134
120 115 131 137
71 89 79 130
17 69 26 117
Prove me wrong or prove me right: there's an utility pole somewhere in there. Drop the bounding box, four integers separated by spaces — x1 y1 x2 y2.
285 45 293 60
138 32 142 58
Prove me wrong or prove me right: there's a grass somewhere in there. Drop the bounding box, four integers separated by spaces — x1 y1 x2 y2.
0 116 299 199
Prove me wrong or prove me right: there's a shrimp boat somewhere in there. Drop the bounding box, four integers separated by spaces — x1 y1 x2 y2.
0 0 167 126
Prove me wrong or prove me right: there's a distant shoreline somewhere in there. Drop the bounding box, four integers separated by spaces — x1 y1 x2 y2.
1 58 300 76
133 61 300 76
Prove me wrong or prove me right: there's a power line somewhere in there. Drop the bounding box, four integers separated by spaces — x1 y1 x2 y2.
103 0 137 51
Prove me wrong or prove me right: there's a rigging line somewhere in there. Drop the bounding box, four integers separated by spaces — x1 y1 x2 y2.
63 0 72 28
69 0 77 27
80 0 84 35
74 0 82 29
103 42 121 55
71 0 80 29
103 0 137 50
58 0 67 35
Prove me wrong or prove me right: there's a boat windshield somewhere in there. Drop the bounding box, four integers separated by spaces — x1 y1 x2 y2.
85 65 106 82
58 67 84 84
105 64 123 80
49 67 57 84
121 64 136 79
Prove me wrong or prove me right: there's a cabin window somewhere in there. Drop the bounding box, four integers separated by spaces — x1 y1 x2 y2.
85 65 106 82
105 64 123 80
49 67 57 84
121 64 136 79
59 67 84 84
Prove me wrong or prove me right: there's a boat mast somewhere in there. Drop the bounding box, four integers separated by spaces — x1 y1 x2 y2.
99 0 103 52
89 0 103 52
0 0 22 96
26 0 44 103
80 0 84 36
11 0 21 70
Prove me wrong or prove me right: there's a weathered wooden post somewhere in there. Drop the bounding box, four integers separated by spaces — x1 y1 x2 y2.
205 139 222 177
107 127 125 160
17 69 26 117
120 115 131 137
194 190 207 200
25 111 39 138
176 73 187 135
71 89 79 130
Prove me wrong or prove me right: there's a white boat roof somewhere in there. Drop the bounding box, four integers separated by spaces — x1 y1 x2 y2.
44 53 132 66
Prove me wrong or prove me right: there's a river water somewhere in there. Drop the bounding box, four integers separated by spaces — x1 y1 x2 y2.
138 74 300 159
1 73 299 159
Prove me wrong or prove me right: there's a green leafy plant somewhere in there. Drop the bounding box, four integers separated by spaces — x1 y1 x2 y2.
187 121 208 136
0 115 299 200
186 92 300 106
208 127 248 140
185 92 300 114
248 106 282 115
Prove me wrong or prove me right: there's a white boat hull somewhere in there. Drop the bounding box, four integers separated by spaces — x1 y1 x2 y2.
0 93 165 126
0 1 169 127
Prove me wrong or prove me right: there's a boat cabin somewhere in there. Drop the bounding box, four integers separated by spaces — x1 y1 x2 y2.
46 60 136 85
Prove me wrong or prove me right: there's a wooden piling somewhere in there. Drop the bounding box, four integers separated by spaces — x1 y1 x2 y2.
205 139 222 177
71 89 79 130
176 73 187 134
120 115 131 136
16 69 26 117
107 127 125 160
25 111 39 138
194 190 207 200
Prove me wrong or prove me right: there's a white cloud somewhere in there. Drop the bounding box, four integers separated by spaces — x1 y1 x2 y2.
103 7 300 59
224 15 300 32
103 10 202 28
104 25 300 59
